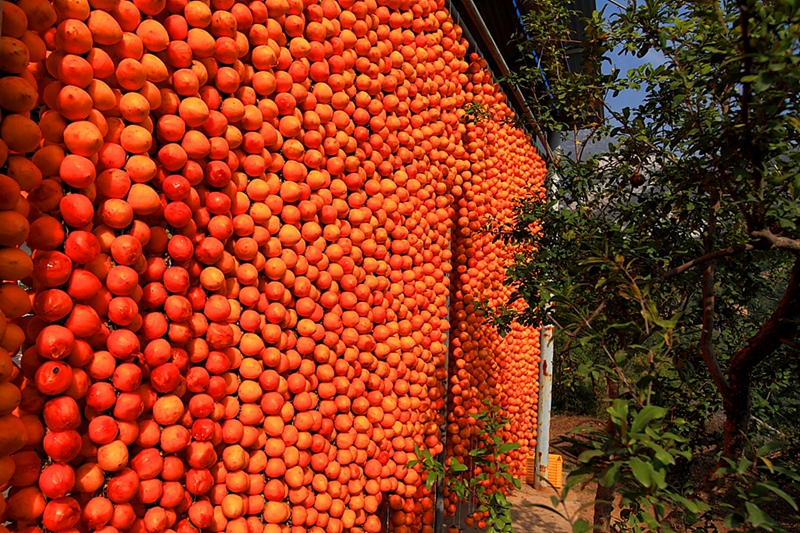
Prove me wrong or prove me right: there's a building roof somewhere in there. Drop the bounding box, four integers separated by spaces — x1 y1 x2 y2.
449 0 597 149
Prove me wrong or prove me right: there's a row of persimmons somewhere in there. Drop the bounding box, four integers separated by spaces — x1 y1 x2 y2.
0 0 544 531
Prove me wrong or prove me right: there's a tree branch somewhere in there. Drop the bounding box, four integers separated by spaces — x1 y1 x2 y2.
561 299 606 353
698 186 732 396
659 242 757 282
729 256 800 375
700 261 731 396
779 337 800 350
750 229 800 252
738 0 756 186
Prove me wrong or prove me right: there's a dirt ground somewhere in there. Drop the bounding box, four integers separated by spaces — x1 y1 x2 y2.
444 415 604 533
510 415 604 533
508 482 591 533
506 415 800 533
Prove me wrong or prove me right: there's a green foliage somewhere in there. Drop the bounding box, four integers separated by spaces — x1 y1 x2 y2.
495 0 800 437
537 401 800 532
410 403 522 533
716 443 800 532
553 364 602 416
564 400 710 533
490 0 800 528
497 0 800 393
461 102 493 124
504 0 617 158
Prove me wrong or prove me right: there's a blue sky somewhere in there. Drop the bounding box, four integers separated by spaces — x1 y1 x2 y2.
597 0 666 112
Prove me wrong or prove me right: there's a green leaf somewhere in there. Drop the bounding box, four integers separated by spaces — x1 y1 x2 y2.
641 300 677 329
450 457 468 473
453 482 469 499
606 322 641 333
631 405 667 434
578 449 605 463
608 399 629 424
573 519 595 533
671 495 702 514
600 462 620 487
755 70 776 91
629 457 654 488
756 441 787 458
774 465 800 482
651 467 667 490
745 501 777 529
738 458 754 474
787 115 800 133
754 482 799 511
723 512 744 529
498 442 522 454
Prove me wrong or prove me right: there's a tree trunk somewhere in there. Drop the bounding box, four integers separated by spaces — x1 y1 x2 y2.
722 372 752 460
721 256 800 460
593 477 615 532
593 378 617 532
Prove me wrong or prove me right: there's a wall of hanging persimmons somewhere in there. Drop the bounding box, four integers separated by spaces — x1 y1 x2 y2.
0 0 546 531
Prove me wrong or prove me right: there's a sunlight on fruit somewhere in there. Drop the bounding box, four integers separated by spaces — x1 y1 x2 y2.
0 0 545 531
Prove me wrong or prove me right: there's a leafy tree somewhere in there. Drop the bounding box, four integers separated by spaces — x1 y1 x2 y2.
503 0 800 461
410 402 521 533
484 0 800 529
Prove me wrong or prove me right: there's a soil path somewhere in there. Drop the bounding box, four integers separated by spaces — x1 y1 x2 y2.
509 415 603 533
508 483 579 533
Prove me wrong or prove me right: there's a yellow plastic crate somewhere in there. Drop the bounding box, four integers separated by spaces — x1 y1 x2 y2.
526 454 563 489
525 455 536 485
548 454 563 488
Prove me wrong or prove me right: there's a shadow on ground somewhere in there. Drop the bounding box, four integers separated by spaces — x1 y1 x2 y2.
509 483 576 533
446 416 605 533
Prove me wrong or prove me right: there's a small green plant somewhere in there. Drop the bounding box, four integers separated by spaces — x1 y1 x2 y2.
460 102 492 124
411 402 522 533
570 400 711 533
536 401 800 533
716 442 800 532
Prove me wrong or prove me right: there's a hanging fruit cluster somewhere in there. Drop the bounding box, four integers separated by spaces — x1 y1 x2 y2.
0 0 545 532
0 0 57 515
443 55 546 525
